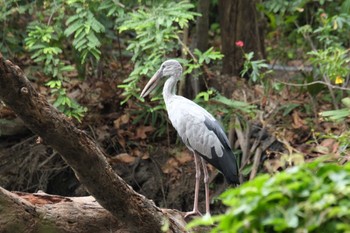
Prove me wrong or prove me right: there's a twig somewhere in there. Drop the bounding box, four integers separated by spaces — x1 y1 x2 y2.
323 74 339 109
177 36 197 62
179 28 189 97
295 21 341 109
276 80 350 91
149 157 167 208
177 36 212 89
236 117 251 170
47 0 58 26
116 30 124 69
267 64 313 72
249 147 262 180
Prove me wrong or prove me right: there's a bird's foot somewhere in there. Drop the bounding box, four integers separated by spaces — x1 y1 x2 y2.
184 209 202 218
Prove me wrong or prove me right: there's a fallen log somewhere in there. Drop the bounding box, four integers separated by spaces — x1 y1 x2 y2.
0 187 124 233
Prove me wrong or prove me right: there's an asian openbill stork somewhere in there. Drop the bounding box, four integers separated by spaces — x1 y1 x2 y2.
140 60 239 217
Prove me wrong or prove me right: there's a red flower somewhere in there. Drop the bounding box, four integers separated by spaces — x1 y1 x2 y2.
235 40 244 47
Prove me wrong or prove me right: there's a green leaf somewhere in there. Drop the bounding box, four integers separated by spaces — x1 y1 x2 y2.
190 160 350 232
320 108 350 121
64 19 84 37
281 103 300 116
65 14 80 25
213 94 257 113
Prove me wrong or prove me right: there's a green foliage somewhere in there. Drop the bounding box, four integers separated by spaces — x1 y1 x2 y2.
183 47 224 75
98 0 125 26
195 89 256 115
308 46 350 83
188 160 350 232
241 51 270 83
0 0 32 56
21 0 108 121
312 11 350 47
239 50 277 95
194 89 256 141
1 0 224 126
259 0 308 61
25 21 87 122
320 97 350 121
0 0 121 122
261 0 350 58
262 0 308 14
132 99 168 138
118 1 199 104
118 1 224 136
65 0 105 63
260 0 350 116
25 23 73 79
296 6 350 83
46 80 87 122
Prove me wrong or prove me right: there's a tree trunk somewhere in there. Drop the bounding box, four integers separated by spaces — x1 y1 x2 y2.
0 53 186 233
195 0 209 53
218 0 265 75
191 0 210 97
179 0 210 99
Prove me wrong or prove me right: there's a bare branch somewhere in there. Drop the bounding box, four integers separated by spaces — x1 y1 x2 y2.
277 80 350 92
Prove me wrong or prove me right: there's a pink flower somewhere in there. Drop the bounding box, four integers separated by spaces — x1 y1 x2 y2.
235 40 244 47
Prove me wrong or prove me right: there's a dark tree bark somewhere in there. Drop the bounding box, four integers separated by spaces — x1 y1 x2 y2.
0 187 123 233
218 0 265 75
0 187 192 233
195 0 209 53
0 54 186 233
179 0 210 99
191 0 210 96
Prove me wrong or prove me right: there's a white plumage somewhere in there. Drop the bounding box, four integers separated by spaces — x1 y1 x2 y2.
141 59 239 217
166 96 222 159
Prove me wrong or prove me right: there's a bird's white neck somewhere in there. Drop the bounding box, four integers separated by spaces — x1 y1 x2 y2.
163 75 179 103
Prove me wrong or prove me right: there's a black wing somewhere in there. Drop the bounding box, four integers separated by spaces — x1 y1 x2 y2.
198 117 240 184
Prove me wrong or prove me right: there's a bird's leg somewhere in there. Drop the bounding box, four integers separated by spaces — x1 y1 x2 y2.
200 157 210 216
185 153 202 217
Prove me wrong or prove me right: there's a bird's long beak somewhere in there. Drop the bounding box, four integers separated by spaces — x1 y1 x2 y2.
140 69 163 98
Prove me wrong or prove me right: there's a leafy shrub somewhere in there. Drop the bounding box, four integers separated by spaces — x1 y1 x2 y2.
13 0 111 121
260 0 350 112
308 46 350 85
118 1 224 137
115 1 199 137
25 20 87 121
194 88 257 135
320 97 350 122
118 1 199 104
188 159 350 232
0 0 117 121
260 0 350 60
65 0 105 63
0 0 32 56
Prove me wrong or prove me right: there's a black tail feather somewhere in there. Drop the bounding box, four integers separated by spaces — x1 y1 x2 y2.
218 147 240 184
198 147 240 185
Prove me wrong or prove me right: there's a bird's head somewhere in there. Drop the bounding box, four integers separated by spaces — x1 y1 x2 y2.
140 59 182 98
161 59 183 77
